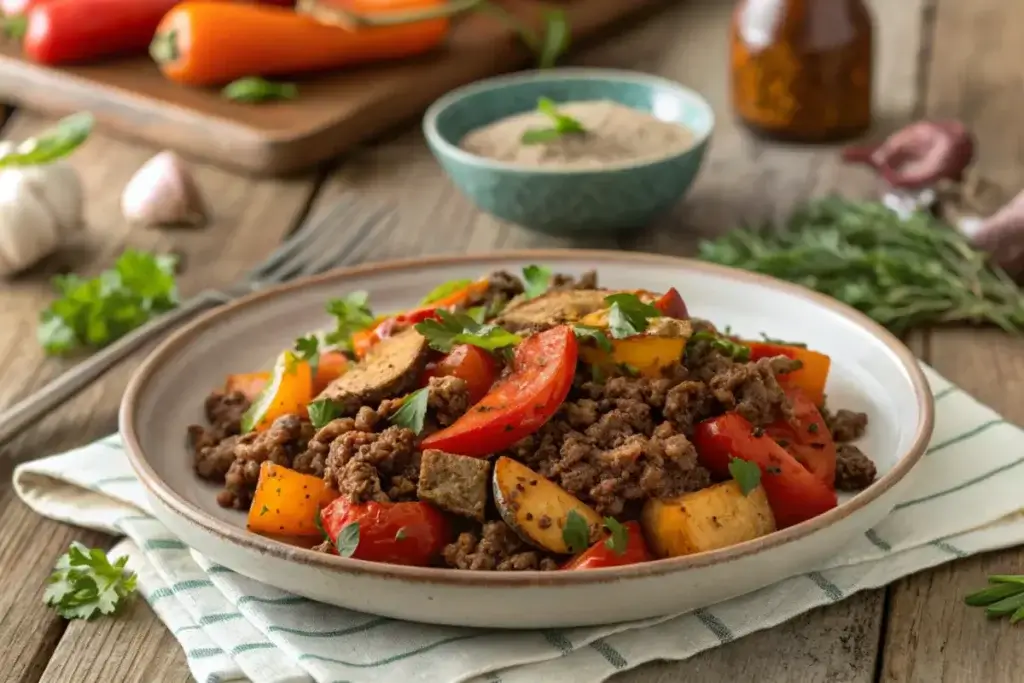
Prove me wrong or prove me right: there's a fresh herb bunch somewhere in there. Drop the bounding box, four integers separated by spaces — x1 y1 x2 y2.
965 574 1024 623
698 197 1024 336
44 543 138 620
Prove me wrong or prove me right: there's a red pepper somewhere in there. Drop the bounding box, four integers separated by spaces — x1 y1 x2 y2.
562 521 652 570
420 325 578 457
745 341 831 406
319 498 449 566
764 387 836 489
694 413 837 529
652 287 689 319
421 344 498 404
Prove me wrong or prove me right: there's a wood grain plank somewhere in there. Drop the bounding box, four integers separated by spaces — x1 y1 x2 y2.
880 0 1024 681
0 110 317 683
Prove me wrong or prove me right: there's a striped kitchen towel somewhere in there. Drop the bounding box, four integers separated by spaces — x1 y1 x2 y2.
13 364 1024 683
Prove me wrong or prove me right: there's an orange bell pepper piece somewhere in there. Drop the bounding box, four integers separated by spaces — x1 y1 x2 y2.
745 341 831 406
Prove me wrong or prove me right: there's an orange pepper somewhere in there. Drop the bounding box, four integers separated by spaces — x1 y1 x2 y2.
242 350 314 432
746 342 831 406
313 350 349 393
247 462 337 537
225 372 271 401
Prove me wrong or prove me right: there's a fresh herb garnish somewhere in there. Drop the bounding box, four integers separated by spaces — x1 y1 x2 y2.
562 509 591 554
759 332 807 348
43 543 138 620
37 250 178 356
314 508 329 542
687 330 751 362
294 334 321 374
464 306 488 324
573 324 613 352
521 97 586 145
222 77 298 103
325 291 375 351
699 197 1024 336
605 293 661 339
415 309 521 353
522 264 552 299
388 387 430 435
0 112 94 168
335 522 360 558
259 505 269 516
728 458 761 496
965 575 1024 623
307 398 341 430
603 517 628 556
478 3 570 69
395 527 408 541
421 278 472 305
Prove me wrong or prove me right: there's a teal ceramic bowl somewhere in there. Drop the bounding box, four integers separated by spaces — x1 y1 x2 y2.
423 68 715 235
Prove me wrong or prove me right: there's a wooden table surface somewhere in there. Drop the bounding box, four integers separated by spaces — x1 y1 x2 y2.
2 0 1023 681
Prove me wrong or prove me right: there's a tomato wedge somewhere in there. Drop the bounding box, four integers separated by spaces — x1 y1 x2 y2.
652 287 689 319
421 344 498 404
693 413 837 529
420 325 578 457
562 521 652 570
765 387 837 488
745 341 831 406
319 498 449 566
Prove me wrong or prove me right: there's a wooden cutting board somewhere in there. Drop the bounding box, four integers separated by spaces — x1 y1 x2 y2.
0 0 668 176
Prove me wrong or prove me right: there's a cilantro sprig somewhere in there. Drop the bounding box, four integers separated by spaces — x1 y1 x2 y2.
294 334 321 374
604 293 661 339
966 575 1024 623
415 309 521 354
521 98 587 145
335 522 360 558
37 250 178 356
522 264 552 299
388 387 430 435
44 543 138 620
325 291 375 351
562 509 591 554
603 517 628 556
728 458 761 496
572 324 613 352
308 398 341 429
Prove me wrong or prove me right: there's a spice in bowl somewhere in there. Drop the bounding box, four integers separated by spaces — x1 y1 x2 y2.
459 97 696 169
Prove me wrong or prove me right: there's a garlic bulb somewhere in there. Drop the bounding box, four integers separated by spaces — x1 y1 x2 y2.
0 141 84 277
121 151 208 228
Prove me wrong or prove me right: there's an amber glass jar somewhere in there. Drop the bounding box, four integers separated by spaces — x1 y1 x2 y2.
730 0 873 143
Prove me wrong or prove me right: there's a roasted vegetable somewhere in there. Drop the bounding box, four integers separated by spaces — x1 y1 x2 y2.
495 289 613 333
246 462 336 537
241 350 313 432
317 327 429 413
651 287 689 319
151 1 449 86
764 387 837 488
312 350 348 394
420 325 577 457
641 481 776 558
491 456 601 554
319 498 449 566
416 449 490 522
420 343 498 404
746 341 831 406
562 520 652 570
579 335 687 378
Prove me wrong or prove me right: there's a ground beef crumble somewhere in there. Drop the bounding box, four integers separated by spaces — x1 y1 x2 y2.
216 414 313 510
188 390 251 481
825 407 870 442
443 521 559 571
835 444 877 491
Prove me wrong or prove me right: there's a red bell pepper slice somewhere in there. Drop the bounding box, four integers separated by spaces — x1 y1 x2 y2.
421 343 499 404
652 287 689 319
693 413 837 529
319 498 449 566
562 521 653 570
746 342 831 406
420 325 578 457
765 387 837 488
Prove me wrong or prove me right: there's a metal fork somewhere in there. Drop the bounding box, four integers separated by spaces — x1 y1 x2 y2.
0 196 391 448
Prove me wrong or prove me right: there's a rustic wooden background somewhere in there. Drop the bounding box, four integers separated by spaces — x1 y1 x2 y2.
1 0 1022 681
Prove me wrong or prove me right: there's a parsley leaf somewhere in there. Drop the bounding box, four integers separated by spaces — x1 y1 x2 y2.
388 387 430 435
604 293 661 339
43 542 137 620
395 527 408 541
307 398 341 430
759 332 808 348
325 291 375 351
335 522 360 558
522 264 552 299
521 97 587 145
37 250 178 356
294 334 320 374
421 279 472 304
562 509 591 553
603 517 628 556
415 309 521 353
572 324 613 352
688 330 751 362
728 458 762 496
464 306 487 324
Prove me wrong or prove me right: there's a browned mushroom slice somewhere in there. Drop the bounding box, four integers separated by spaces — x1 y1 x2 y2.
316 328 430 414
495 289 617 334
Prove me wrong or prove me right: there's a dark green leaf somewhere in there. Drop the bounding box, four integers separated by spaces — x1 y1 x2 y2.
537 8 570 69
464 306 487 324
294 334 321 374
43 542 137 621
421 279 472 304
388 387 430 435
603 517 628 556
222 77 298 103
522 264 552 299
989 575 1024 585
0 112 94 168
728 458 761 496
415 309 521 353
335 522 360 558
573 324 613 352
325 291 375 351
562 509 591 554
307 398 341 430
520 97 587 145
605 293 661 339
688 330 751 362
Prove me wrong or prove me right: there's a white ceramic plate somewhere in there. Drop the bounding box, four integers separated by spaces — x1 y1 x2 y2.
120 250 933 629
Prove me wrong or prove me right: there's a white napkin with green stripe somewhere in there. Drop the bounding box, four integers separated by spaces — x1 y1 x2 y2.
13 364 1024 683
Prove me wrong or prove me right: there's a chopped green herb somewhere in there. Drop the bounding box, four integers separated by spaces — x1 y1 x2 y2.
222 77 298 103
562 509 591 554
388 387 430 435
335 522 360 558
605 293 661 339
464 306 488 324
687 330 751 362
325 291 375 351
522 264 552 299
572 324 613 352
307 398 341 430
0 111 94 168
294 334 321 374
759 332 808 348
603 517 628 556
415 309 521 353
477 2 571 69
395 527 408 541
43 543 137 620
259 505 270 516
728 458 761 496
521 97 586 145
421 278 472 305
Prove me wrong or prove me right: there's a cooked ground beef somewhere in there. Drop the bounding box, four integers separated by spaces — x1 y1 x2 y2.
417 449 490 521
322 425 420 503
835 444 877 491
826 407 869 442
443 521 559 571
425 376 470 428
549 269 598 291
217 414 313 509
706 356 798 426
188 390 252 481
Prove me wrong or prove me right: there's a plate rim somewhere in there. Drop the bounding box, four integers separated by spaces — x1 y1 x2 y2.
120 248 935 586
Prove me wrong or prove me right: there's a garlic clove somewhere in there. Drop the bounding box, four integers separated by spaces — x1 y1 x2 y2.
0 168 62 277
121 150 208 228
19 161 84 237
